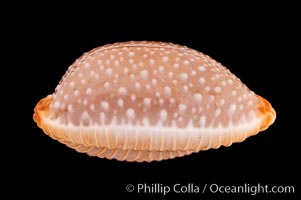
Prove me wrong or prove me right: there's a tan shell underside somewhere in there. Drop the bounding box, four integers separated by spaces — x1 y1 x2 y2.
33 95 275 162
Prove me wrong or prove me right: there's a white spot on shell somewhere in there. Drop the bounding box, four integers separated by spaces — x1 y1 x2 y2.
215 74 220 79
219 99 225 105
105 68 113 76
69 82 75 87
129 59 134 64
205 86 211 92
67 104 73 112
123 67 129 74
128 52 135 57
228 104 236 115
149 59 155 64
160 109 168 121
198 77 205 84
140 70 148 79
81 111 89 120
84 63 90 68
131 94 136 101
232 90 237 96
74 90 79 96
114 60 119 66
173 112 179 118
159 98 164 106
179 104 187 112
118 87 127 95
101 101 110 110
104 82 110 89
170 98 175 104
162 56 169 62
215 109 221 116
182 85 189 93
198 66 206 71
110 55 115 60
193 93 202 103
214 86 221 93
151 79 157 85
90 104 95 111
54 101 60 109
174 63 179 68
99 65 104 71
200 116 206 127
135 82 141 90
180 73 188 81
126 108 135 119
117 99 124 107
143 97 151 107
64 94 68 100
142 117 149 126
183 60 189 65
159 66 164 73
90 70 95 76
130 74 135 80
100 112 106 124
164 86 171 96
86 88 92 95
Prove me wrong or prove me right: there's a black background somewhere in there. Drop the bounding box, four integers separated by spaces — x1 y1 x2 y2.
7 3 299 200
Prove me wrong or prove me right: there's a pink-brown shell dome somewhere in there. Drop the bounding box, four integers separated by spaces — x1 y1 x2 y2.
33 41 276 162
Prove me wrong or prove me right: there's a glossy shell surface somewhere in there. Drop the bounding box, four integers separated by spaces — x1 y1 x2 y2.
33 41 276 162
